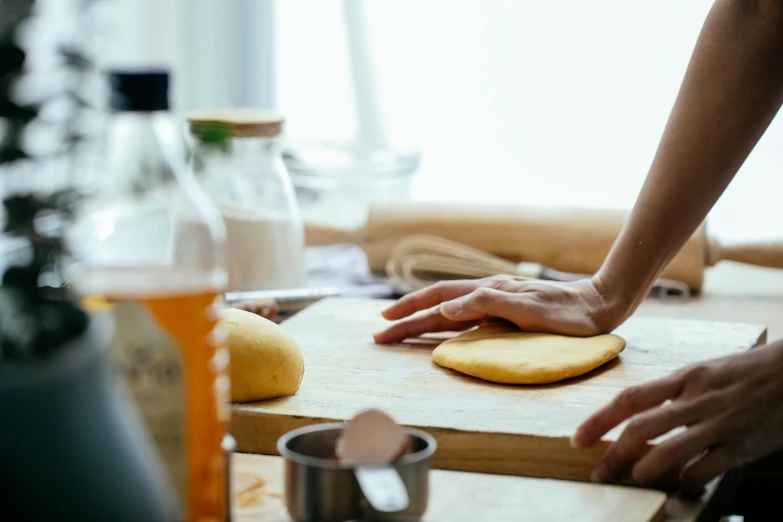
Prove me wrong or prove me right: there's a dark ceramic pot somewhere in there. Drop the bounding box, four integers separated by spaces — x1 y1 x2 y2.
0 313 178 521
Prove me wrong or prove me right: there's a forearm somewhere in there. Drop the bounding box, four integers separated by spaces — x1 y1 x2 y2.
598 0 783 323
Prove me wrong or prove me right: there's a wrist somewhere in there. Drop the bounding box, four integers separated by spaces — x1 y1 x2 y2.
589 271 642 331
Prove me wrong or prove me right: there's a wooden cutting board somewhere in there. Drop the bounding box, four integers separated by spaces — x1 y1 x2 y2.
232 453 669 522
231 298 766 482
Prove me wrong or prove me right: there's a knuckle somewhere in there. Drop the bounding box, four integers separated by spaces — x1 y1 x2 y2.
429 280 451 293
487 274 514 290
680 363 710 383
470 287 496 306
661 402 690 427
654 443 677 463
624 418 648 442
691 391 727 415
617 387 642 410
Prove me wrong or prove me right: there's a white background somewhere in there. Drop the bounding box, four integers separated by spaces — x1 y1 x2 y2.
98 0 783 243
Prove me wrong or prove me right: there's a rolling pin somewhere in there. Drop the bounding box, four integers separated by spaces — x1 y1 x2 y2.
304 202 783 291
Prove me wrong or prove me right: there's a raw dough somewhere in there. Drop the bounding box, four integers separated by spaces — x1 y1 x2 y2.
432 324 625 384
220 308 305 402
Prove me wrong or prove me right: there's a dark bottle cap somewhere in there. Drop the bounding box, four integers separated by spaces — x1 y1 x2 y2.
108 69 170 112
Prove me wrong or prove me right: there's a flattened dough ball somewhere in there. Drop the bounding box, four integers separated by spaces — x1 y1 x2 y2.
432 324 625 384
220 308 305 402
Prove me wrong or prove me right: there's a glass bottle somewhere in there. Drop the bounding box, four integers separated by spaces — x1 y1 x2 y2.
71 70 230 522
187 108 306 292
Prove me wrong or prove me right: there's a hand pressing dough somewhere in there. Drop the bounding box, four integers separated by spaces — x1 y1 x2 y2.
432 324 625 384
220 308 305 402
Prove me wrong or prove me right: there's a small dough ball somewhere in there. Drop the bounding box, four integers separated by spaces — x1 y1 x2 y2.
219 308 304 402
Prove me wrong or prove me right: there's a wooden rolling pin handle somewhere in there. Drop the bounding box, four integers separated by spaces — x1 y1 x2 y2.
708 238 783 269
304 222 363 246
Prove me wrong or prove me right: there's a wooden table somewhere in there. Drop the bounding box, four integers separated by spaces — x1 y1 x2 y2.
232 453 719 522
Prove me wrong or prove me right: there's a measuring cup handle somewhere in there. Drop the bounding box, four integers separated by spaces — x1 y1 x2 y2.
354 465 410 513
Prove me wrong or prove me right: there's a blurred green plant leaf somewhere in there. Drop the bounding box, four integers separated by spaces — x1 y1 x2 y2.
3 194 39 236
0 0 97 362
59 45 93 71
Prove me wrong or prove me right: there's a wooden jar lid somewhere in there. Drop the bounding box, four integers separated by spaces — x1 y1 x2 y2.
187 107 284 138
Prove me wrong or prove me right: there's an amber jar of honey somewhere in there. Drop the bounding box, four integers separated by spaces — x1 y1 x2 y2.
71 70 230 521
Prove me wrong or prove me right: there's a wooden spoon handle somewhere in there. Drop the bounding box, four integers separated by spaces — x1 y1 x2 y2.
708 238 783 269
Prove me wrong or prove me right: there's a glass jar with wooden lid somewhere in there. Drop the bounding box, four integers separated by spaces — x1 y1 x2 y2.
188 108 307 292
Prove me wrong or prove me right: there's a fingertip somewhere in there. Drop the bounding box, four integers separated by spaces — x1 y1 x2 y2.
678 466 703 494
591 462 609 483
571 423 598 449
630 466 654 488
373 331 392 344
678 474 702 496
571 434 597 450
380 305 400 320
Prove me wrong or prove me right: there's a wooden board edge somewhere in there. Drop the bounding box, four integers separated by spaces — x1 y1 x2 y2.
232 408 647 484
652 496 667 522
230 408 336 455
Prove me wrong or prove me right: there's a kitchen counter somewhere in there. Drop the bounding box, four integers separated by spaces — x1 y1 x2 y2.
231 452 721 522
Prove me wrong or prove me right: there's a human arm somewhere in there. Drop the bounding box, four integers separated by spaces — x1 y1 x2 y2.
375 0 783 344
571 0 783 487
597 0 783 324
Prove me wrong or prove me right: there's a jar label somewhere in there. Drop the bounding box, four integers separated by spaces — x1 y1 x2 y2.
113 302 187 513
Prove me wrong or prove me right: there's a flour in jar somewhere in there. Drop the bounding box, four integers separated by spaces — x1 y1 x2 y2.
219 204 306 291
